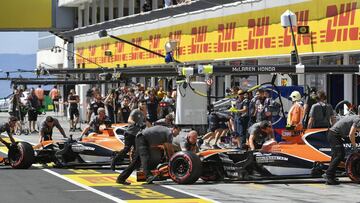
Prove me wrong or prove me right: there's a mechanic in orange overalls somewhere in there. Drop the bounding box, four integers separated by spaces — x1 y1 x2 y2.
287 91 304 130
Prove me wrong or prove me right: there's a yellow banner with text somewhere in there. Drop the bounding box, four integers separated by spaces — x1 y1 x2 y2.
0 0 52 29
75 0 360 68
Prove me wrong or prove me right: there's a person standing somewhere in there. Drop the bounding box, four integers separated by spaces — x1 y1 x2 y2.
8 89 21 134
234 90 250 148
118 96 131 123
104 89 116 124
111 100 148 170
303 87 317 128
287 91 304 130
34 85 45 109
27 88 40 133
68 89 80 131
307 90 336 129
145 92 159 123
49 85 60 113
87 94 105 123
325 115 360 185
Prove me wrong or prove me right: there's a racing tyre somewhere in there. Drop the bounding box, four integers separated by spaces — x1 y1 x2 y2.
346 152 360 183
168 151 202 184
8 142 34 169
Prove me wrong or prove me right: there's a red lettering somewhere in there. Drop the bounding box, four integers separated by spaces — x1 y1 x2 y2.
321 2 358 42
88 45 96 56
77 47 84 56
131 37 142 51
149 34 161 49
216 22 241 52
115 42 124 53
188 26 212 54
101 43 110 50
246 16 274 50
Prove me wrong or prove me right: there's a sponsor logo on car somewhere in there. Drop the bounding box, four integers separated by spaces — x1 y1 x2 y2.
71 144 95 152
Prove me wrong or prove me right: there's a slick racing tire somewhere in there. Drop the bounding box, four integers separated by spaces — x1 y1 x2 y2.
168 151 202 184
8 142 35 169
346 152 360 183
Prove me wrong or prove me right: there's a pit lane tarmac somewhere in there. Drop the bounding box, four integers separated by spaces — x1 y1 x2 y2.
0 142 214 203
1 113 360 202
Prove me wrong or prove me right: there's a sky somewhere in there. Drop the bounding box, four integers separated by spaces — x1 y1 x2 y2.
0 32 39 97
0 32 38 54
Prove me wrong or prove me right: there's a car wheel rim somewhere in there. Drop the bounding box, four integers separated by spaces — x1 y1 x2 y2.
172 158 189 177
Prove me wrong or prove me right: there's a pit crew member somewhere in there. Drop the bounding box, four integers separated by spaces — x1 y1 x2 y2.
248 121 275 150
81 108 111 137
111 99 148 171
307 90 336 129
68 89 80 131
116 125 180 185
39 116 67 143
153 113 174 127
0 116 18 148
172 130 199 153
287 91 304 130
325 115 360 185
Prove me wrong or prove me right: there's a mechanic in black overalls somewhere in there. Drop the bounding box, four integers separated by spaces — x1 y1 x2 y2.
116 125 180 185
0 116 18 148
325 115 360 185
39 116 67 143
111 99 148 170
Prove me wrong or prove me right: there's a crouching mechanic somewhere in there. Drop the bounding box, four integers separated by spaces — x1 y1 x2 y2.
248 121 275 150
39 116 67 143
0 116 18 148
81 108 111 138
172 130 199 153
116 125 181 185
241 121 275 176
324 115 360 185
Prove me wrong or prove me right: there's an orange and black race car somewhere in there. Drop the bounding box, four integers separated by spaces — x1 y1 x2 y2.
0 124 129 169
138 128 360 184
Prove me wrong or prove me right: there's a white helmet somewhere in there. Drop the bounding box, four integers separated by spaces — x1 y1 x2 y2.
290 91 301 101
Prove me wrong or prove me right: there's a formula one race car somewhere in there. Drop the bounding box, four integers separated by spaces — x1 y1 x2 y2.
137 128 360 184
1 124 129 169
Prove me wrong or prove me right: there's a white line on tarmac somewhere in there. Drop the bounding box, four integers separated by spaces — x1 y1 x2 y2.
65 189 89 192
114 170 218 203
43 169 126 203
162 185 221 203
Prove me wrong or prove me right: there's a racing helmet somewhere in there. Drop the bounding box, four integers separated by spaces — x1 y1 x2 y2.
289 91 301 102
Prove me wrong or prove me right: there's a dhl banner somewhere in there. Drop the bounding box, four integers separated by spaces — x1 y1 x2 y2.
0 0 52 29
75 0 360 68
